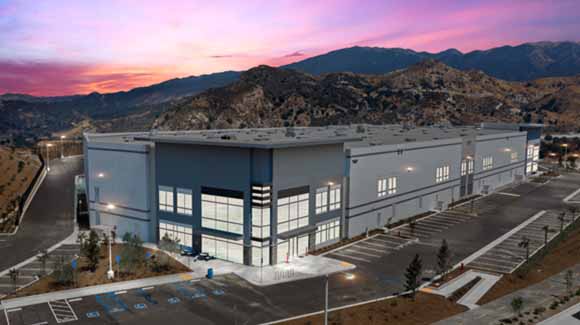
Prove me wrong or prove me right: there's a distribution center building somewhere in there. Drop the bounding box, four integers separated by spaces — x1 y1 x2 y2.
83 123 542 266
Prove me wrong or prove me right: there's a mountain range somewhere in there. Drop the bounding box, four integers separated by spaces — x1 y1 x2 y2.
1 41 579 144
153 61 580 132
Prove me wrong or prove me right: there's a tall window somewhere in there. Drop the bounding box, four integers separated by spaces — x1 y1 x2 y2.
483 156 493 171
252 207 270 238
461 160 474 176
159 221 192 247
176 188 192 215
436 165 450 183
251 240 270 266
315 187 328 214
315 219 340 245
526 144 539 173
202 234 243 264
158 186 174 212
277 193 309 234
329 185 341 211
377 178 387 197
511 151 519 163
201 194 244 235
387 177 397 195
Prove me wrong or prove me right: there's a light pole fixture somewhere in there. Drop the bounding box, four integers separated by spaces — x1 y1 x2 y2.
562 144 569 166
45 143 53 172
324 272 356 325
60 135 66 159
104 205 116 280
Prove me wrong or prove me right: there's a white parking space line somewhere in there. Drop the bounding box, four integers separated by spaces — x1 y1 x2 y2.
369 236 400 244
115 290 127 295
6 308 21 313
343 248 380 258
68 298 82 302
416 221 449 229
359 241 390 249
477 256 520 266
330 252 372 263
29 322 48 325
142 286 155 291
497 192 521 197
353 244 387 253
418 220 454 228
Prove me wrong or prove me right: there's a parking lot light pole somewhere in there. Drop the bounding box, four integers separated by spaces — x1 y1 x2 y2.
45 143 53 172
60 135 66 159
106 205 116 280
325 273 355 325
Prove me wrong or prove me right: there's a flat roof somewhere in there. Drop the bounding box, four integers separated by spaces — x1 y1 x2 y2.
85 124 527 149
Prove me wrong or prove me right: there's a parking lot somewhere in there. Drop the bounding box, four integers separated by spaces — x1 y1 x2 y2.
325 200 483 266
467 209 575 274
2 173 580 325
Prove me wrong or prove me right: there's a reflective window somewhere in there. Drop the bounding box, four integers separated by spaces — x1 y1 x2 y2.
315 219 340 246
201 194 244 235
251 240 270 266
158 186 174 212
202 234 243 264
159 220 192 248
436 165 450 183
483 156 493 171
277 193 309 234
176 188 192 215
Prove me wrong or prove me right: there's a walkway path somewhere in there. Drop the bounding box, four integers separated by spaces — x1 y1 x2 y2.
435 263 580 324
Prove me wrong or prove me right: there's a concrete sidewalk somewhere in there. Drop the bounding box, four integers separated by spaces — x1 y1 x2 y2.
176 254 355 286
435 263 580 324
0 272 197 310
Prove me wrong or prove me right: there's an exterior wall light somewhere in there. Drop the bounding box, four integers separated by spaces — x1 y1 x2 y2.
328 181 334 186
504 148 512 152
97 172 105 178
106 203 116 210
406 166 414 172
466 155 473 160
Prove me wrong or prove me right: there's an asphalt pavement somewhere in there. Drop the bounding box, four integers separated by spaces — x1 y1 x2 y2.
0 156 82 272
2 172 580 325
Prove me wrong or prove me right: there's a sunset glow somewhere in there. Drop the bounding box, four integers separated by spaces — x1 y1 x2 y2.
1 0 579 96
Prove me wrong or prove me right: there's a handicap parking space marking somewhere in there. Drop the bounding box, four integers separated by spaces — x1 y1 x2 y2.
95 293 129 314
212 289 225 296
86 311 100 319
168 297 180 304
137 288 159 305
133 303 147 310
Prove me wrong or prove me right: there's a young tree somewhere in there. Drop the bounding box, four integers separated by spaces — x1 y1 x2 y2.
156 234 180 271
8 268 19 291
565 270 575 295
542 225 551 246
81 230 101 272
558 212 567 233
404 254 423 300
52 256 74 286
518 236 530 262
36 249 49 276
511 296 524 317
436 239 451 280
120 233 145 275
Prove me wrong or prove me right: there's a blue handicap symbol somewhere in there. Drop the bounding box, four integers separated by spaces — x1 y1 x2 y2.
191 288 207 300
168 297 180 304
71 259 77 270
86 311 100 318
212 289 225 296
134 303 147 310
138 289 158 305
115 255 121 264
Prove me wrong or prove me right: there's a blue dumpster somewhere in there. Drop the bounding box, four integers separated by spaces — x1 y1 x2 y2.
206 268 214 279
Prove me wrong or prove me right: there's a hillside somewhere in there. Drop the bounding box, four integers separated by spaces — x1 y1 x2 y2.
0 146 41 233
284 41 580 81
154 60 580 132
0 71 240 145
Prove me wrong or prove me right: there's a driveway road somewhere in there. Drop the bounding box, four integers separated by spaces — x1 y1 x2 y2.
0 156 82 272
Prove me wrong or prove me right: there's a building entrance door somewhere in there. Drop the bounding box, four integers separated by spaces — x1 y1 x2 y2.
277 234 309 263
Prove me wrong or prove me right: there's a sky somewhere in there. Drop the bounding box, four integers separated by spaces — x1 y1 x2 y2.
1 0 579 96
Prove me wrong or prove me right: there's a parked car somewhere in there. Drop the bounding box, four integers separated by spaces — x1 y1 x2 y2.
180 246 198 257
195 252 216 261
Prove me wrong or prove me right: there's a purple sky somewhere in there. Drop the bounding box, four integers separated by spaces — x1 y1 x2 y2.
1 0 579 96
